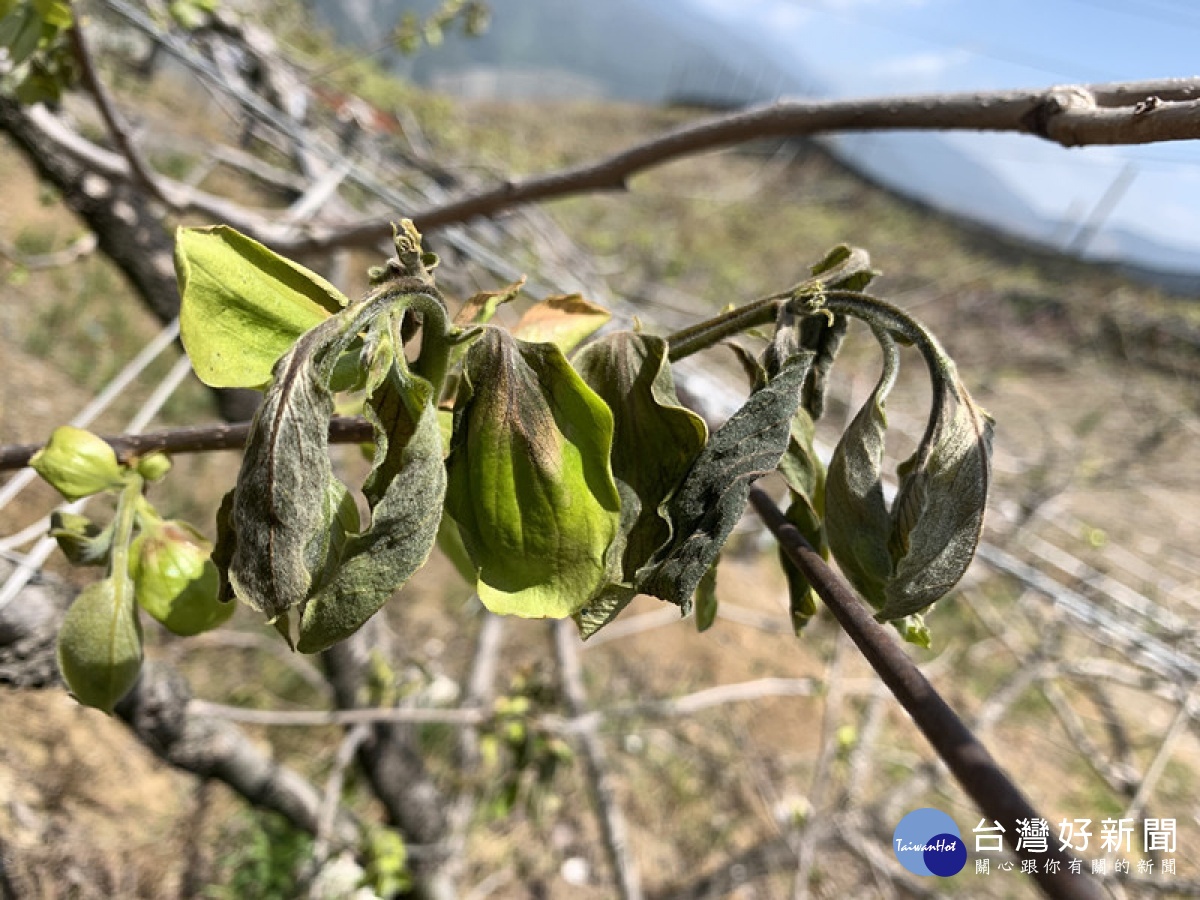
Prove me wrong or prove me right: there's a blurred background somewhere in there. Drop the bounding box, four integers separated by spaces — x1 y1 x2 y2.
1 1 1198 898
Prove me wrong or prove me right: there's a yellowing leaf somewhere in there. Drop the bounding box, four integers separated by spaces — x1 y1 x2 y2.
176 226 348 389
453 277 525 326
512 293 611 353
445 329 620 618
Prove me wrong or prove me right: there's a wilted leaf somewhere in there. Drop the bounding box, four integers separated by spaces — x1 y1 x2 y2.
573 332 707 581
513 294 612 353
298 365 445 652
876 382 993 620
176 226 348 389
226 316 349 620
57 577 143 713
446 329 620 618
824 328 898 609
637 352 810 611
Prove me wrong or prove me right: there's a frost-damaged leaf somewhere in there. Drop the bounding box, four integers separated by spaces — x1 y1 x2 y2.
824 328 899 610
637 353 810 611
453 276 526 326
298 363 445 652
875 382 993 621
445 328 620 618
574 332 708 581
513 293 612 354
176 225 348 389
226 315 348 620
57 576 143 713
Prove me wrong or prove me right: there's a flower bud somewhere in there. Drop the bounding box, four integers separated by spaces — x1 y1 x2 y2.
49 510 111 567
130 521 233 636
135 452 172 482
30 426 125 500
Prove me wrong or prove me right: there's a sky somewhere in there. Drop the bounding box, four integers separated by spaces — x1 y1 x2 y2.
681 0 1200 270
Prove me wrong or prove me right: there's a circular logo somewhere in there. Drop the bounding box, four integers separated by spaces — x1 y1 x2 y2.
892 808 967 877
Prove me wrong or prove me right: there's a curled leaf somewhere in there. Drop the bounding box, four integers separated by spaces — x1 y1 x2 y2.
49 511 111 567
57 577 143 713
876 381 993 621
445 329 620 618
225 311 360 620
453 277 526 326
176 225 348 389
637 352 810 611
823 328 898 609
298 365 445 652
573 332 708 581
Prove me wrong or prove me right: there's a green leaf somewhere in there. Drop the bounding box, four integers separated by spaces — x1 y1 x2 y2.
49 511 112 567
298 362 445 652
445 328 620 619
637 352 810 611
224 314 350 620
3 7 44 67
573 332 707 582
31 0 71 28
824 328 898 609
513 293 612 354
694 559 719 632
57 576 143 713
876 382 993 620
175 226 348 389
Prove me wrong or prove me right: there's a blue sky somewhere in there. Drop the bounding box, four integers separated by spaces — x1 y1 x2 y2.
683 0 1200 270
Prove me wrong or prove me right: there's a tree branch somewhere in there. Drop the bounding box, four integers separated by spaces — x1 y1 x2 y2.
747 486 1105 900
272 78 1200 254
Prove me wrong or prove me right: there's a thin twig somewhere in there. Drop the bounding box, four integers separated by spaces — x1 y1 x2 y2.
68 9 178 206
0 232 97 269
552 620 643 900
748 486 1104 900
0 416 374 471
306 723 370 894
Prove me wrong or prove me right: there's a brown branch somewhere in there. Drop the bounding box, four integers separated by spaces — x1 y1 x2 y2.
270 78 1200 254
747 486 1104 900
0 416 374 471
